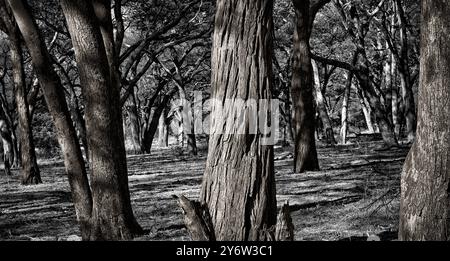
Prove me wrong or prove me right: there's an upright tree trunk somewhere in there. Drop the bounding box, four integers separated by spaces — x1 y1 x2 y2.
7 0 93 238
143 91 175 153
398 0 450 241
291 0 319 173
389 6 401 137
356 86 375 134
125 92 143 154
340 71 353 144
178 86 197 155
9 35 41 185
312 60 335 145
158 112 168 147
200 0 277 240
60 0 142 240
67 85 89 162
395 0 416 143
0 120 13 176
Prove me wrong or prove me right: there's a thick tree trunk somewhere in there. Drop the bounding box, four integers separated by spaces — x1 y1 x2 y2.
340 71 353 144
200 0 277 241
312 60 335 145
60 0 142 240
7 0 93 238
398 0 450 241
291 0 319 173
9 36 41 185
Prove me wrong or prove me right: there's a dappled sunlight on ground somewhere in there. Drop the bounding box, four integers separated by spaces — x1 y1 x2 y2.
0 141 409 241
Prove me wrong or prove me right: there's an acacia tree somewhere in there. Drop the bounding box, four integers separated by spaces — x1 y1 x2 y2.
398 0 449 241
199 0 277 240
0 1 41 184
59 0 142 240
290 0 331 173
6 0 93 238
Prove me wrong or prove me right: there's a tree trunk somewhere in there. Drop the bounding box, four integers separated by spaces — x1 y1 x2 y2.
199 0 277 241
60 0 142 240
67 85 89 163
340 71 353 144
398 0 450 241
125 92 143 154
291 0 319 173
395 0 416 143
158 112 168 147
0 120 13 176
7 0 93 239
143 91 175 153
312 60 335 145
9 35 41 185
178 86 197 155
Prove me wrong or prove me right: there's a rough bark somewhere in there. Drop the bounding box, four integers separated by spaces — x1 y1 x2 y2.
199 0 277 241
275 202 294 241
7 0 93 239
0 4 42 185
398 0 450 241
59 0 142 240
7 0 93 236
177 195 215 241
291 0 319 173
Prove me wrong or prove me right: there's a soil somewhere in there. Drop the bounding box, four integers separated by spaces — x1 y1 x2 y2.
0 140 409 241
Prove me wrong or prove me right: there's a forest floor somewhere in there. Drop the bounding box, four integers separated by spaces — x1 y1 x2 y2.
0 140 410 241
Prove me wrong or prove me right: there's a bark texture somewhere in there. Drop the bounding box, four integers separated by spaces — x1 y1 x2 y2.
399 0 450 241
291 0 320 172
60 0 142 240
200 0 277 241
7 0 93 239
9 36 41 185
0 3 41 184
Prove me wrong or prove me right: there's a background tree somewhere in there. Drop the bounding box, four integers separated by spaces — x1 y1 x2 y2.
0 0 41 185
